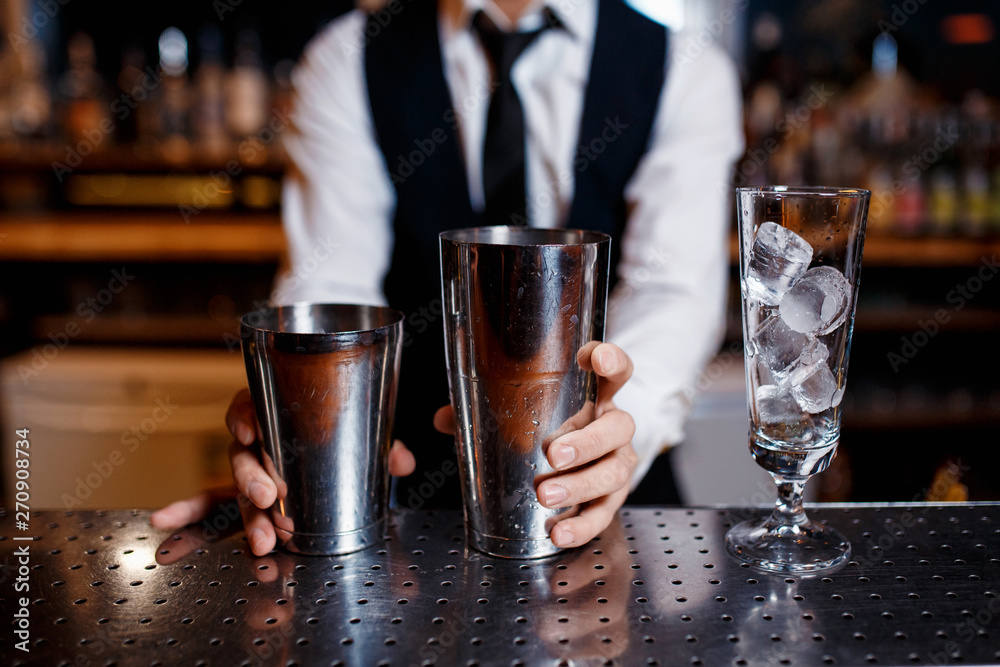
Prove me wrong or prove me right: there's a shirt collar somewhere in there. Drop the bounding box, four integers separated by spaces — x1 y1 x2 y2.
441 0 592 40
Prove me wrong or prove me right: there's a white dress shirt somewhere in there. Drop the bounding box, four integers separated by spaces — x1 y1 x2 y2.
274 0 745 487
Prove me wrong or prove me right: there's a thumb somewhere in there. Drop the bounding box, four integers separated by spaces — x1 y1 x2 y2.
433 404 457 435
388 439 416 477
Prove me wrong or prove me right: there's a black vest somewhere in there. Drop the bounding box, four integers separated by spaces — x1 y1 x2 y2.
365 0 667 508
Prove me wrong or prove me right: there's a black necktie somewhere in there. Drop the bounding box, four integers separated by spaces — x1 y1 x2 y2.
473 10 557 227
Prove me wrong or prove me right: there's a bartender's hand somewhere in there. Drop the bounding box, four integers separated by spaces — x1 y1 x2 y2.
434 342 637 550
150 388 417 556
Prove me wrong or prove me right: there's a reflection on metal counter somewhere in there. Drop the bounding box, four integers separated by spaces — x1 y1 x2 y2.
3 504 998 666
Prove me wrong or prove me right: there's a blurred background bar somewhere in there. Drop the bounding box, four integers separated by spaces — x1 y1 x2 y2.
0 0 998 508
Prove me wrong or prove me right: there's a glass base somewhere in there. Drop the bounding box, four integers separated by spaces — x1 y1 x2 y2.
725 514 851 575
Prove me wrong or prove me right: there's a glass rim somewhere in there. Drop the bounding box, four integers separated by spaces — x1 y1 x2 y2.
440 226 610 247
736 185 871 198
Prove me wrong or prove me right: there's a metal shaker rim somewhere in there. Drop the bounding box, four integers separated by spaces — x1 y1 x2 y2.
440 226 610 247
239 302 404 336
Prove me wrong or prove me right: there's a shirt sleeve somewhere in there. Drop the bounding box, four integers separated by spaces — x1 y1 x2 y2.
271 11 396 307
607 32 745 488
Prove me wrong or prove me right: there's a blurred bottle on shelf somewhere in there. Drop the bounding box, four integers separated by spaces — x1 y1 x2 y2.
57 32 109 149
2 41 52 141
157 27 193 163
990 166 1000 233
737 28 1000 239
225 28 269 164
193 25 230 161
115 44 162 155
927 167 959 235
268 58 296 164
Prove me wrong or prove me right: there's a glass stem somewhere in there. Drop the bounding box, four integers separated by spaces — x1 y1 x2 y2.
770 475 809 526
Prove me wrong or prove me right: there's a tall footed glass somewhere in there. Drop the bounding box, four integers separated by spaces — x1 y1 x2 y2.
726 186 870 574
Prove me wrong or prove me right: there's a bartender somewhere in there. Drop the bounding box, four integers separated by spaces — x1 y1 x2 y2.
153 0 743 556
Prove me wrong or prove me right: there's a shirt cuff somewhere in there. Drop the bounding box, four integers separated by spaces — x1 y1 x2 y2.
614 376 691 491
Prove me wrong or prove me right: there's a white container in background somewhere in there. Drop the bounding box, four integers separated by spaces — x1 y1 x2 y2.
1 347 246 509
673 352 817 506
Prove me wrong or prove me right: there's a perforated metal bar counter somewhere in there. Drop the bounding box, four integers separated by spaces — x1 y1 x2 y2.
2 504 999 666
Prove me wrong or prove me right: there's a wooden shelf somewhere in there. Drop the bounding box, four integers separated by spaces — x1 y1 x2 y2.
0 211 285 263
34 314 239 344
2 210 997 266
0 142 285 174
855 305 1000 332
729 233 1000 268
